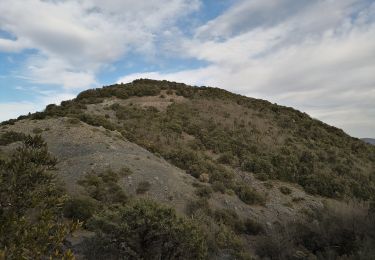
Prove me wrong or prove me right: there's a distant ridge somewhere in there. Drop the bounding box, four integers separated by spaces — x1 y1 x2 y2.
362 138 375 145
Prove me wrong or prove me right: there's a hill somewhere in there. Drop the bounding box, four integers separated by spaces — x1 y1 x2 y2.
363 138 375 145
1 79 375 259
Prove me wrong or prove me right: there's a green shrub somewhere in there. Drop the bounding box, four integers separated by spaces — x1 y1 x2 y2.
32 127 43 134
196 185 213 198
212 181 226 193
67 117 80 124
136 181 151 194
279 186 292 195
84 199 207 259
235 184 265 205
255 202 375 259
0 131 27 145
63 197 97 222
79 114 116 131
0 135 77 258
243 218 263 235
78 170 128 204
186 198 211 216
217 152 237 165
213 209 244 232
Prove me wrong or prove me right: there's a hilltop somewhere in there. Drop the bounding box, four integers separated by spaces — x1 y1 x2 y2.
1 79 375 259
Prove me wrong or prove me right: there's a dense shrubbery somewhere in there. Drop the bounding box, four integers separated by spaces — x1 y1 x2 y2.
186 198 260 259
84 199 208 259
0 135 77 259
75 168 211 259
0 131 26 145
235 184 265 205
78 169 128 205
4 79 375 201
63 197 97 222
255 201 375 259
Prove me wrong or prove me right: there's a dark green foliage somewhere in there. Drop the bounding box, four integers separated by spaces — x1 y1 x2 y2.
84 199 208 259
279 186 292 195
78 114 116 131
213 209 263 236
0 131 26 145
242 157 273 174
78 169 128 205
217 152 237 165
243 218 263 235
186 198 212 216
63 197 97 222
0 135 76 258
255 202 375 259
299 172 347 198
136 181 151 194
76 80 161 104
196 185 213 198
235 184 265 205
213 208 243 232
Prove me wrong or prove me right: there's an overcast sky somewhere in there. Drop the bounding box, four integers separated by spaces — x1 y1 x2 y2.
0 0 374 138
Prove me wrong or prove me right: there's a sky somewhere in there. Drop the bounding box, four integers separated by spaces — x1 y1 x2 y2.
0 0 374 138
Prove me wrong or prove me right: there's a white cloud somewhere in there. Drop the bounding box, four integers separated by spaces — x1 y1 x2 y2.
0 102 39 122
0 0 200 89
1 0 374 137
119 0 375 138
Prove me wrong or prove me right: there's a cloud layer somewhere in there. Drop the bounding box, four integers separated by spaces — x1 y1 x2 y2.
119 0 375 137
1 0 374 137
0 0 200 89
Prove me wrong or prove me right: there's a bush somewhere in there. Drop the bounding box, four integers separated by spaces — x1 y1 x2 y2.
243 218 263 235
212 181 226 193
32 127 43 134
235 184 265 205
254 201 375 259
196 185 213 198
136 181 151 194
67 117 80 124
186 198 211 216
78 170 128 204
0 135 77 258
84 199 207 259
79 114 116 131
0 131 26 145
63 197 97 222
217 152 237 165
279 186 292 195
213 209 243 232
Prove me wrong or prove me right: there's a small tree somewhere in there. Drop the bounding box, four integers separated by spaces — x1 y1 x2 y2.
0 135 77 259
84 199 208 259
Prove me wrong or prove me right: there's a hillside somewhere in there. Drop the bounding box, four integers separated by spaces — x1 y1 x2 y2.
1 79 375 259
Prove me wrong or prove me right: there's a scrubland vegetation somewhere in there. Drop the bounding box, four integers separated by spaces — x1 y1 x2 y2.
0 136 77 259
1 79 375 259
5 79 373 201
